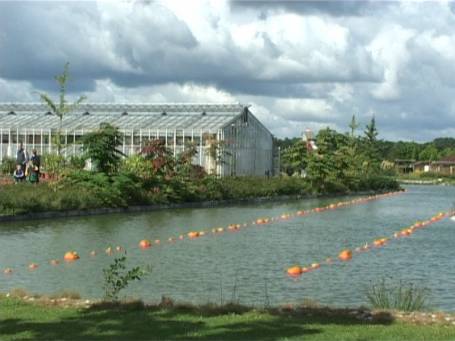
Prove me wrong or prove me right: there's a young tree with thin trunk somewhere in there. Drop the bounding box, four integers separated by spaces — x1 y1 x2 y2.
39 62 86 155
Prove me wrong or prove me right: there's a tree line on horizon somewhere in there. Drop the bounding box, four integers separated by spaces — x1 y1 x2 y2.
277 120 455 172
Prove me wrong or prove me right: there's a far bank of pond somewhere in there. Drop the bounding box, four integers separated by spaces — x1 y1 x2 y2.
1 185 454 311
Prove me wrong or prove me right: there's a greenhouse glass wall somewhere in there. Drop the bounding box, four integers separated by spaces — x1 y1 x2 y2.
0 103 274 176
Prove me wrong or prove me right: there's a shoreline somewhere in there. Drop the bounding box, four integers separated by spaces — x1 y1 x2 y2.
398 179 454 186
0 189 392 223
2 294 455 326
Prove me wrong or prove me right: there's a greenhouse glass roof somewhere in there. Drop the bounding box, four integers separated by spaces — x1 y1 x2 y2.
0 103 247 131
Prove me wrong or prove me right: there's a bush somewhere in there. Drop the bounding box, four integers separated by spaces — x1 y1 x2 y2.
0 157 16 175
120 155 153 179
102 255 148 301
68 155 86 170
42 154 66 176
366 278 430 311
357 176 400 192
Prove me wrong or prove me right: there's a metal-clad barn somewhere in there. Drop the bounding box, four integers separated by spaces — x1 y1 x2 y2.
0 103 274 176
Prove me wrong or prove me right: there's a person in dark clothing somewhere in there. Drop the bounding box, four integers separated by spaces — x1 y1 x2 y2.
16 142 28 171
29 149 41 184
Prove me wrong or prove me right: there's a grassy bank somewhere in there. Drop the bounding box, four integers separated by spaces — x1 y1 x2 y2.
398 172 455 185
1 297 455 341
0 175 400 217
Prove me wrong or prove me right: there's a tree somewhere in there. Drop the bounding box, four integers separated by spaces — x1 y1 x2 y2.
361 116 381 174
348 115 359 138
39 62 86 155
419 144 439 161
280 140 307 175
364 116 378 143
82 123 124 174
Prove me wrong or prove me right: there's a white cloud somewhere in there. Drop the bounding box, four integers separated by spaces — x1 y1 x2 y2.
367 24 415 100
1 0 455 141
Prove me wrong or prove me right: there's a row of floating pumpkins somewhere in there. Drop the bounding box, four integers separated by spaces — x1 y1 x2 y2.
3 251 80 275
287 211 449 278
135 191 403 251
2 191 403 276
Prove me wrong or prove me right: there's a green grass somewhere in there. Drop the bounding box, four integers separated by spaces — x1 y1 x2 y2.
1 298 455 340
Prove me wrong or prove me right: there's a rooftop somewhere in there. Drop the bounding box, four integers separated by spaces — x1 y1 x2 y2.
0 103 248 132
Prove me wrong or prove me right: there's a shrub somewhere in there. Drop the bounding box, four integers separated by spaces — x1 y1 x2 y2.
358 176 400 192
82 123 124 174
0 157 16 175
366 278 430 311
102 255 148 301
42 154 66 176
68 155 86 170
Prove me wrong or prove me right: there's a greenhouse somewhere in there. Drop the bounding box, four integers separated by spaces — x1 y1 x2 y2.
0 103 274 176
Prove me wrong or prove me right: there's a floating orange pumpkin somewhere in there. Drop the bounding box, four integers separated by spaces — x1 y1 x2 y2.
64 251 80 262
228 224 239 231
338 249 353 261
373 238 388 247
139 240 152 249
188 231 199 239
28 263 38 270
414 222 423 229
399 229 412 237
287 266 303 276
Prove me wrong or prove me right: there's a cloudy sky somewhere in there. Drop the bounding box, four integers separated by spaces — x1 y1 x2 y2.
1 0 455 141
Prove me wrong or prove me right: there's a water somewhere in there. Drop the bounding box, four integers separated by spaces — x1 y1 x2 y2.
1 185 454 310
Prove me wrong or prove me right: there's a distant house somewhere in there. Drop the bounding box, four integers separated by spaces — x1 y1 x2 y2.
394 159 415 174
414 155 455 175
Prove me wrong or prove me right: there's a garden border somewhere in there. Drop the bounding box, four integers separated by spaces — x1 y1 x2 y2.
0 190 388 223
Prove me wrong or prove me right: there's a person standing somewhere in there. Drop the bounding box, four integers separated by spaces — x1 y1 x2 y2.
16 142 28 171
29 149 41 184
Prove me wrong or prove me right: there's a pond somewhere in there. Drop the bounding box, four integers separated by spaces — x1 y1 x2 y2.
1 185 454 310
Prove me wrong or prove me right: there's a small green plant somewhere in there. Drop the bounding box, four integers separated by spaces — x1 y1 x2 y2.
42 153 66 177
0 157 16 175
68 155 86 170
102 254 148 301
366 278 430 311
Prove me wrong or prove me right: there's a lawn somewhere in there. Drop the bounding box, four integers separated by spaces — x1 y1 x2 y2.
1 298 455 340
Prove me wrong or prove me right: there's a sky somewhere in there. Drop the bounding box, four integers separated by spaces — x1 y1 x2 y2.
0 0 455 141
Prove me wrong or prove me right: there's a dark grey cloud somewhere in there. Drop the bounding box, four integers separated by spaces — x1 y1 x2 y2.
0 0 380 97
0 0 455 141
230 0 394 17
